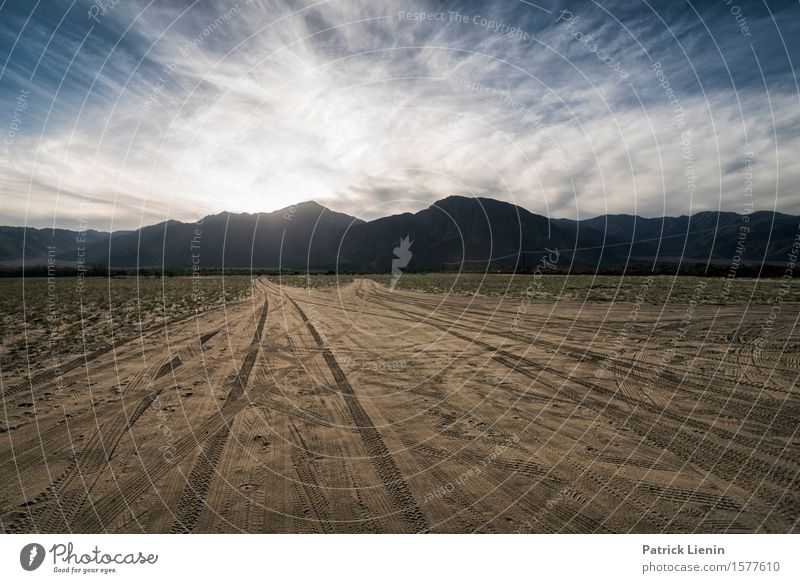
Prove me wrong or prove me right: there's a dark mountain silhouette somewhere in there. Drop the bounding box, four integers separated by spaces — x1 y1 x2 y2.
57 201 362 269
553 211 799 266
337 196 607 270
0 226 109 263
1 197 797 271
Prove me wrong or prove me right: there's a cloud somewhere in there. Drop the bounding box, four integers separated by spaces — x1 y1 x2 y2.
0 0 798 229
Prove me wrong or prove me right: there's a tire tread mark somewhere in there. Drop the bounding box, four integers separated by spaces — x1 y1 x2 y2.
290 298 429 533
170 425 231 533
169 300 268 533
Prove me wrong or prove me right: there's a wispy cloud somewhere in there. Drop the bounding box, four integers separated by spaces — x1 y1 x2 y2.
0 0 798 229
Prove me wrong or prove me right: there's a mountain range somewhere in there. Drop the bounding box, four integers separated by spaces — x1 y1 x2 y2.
1 196 797 271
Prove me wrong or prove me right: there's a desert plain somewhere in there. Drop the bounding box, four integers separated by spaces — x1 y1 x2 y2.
1 275 798 533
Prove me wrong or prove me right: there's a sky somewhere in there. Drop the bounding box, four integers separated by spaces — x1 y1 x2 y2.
0 0 798 230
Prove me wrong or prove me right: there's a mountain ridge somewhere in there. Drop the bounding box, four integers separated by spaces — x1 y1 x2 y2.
1 196 797 270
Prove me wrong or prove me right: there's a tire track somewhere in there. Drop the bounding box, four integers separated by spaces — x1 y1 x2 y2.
361 289 793 530
170 425 231 533
375 293 795 469
287 420 334 533
34 337 210 532
290 297 429 533
170 299 268 533
74 335 332 532
1 309 228 400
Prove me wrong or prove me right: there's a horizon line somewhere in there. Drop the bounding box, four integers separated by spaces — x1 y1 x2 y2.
1 195 794 233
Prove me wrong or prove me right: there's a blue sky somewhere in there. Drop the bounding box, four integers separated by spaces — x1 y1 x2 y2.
0 0 798 229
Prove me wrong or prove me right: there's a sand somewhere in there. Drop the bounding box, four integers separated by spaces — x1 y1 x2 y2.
1 279 797 533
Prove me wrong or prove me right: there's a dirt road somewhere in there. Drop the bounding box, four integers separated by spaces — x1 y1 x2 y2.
1 279 798 533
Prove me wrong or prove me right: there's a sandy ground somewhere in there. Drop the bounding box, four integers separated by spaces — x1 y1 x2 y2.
1 278 798 533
